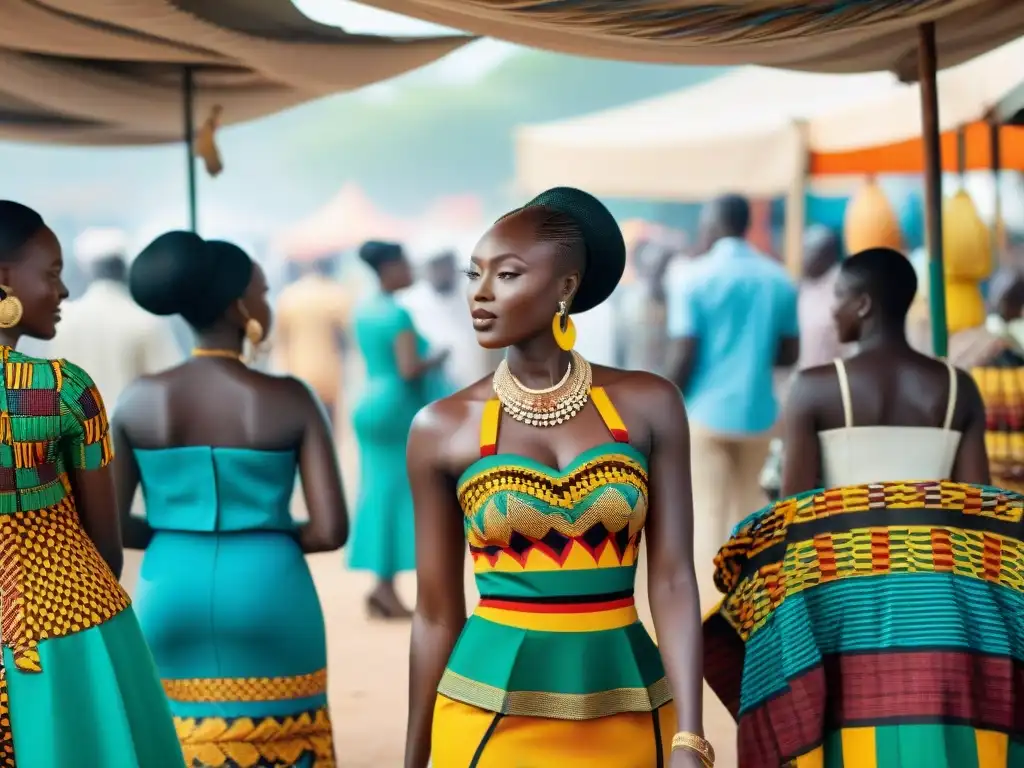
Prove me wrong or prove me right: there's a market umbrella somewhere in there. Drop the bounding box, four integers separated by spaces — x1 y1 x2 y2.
0 0 472 230
359 0 1024 356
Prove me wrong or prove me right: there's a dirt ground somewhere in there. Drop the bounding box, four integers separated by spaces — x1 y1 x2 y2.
119 364 739 767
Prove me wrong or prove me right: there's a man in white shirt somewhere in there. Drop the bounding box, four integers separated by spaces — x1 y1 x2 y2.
400 246 498 391
36 228 183 407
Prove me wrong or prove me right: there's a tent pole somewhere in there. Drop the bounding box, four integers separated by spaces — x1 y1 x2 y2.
990 120 1005 263
183 66 198 233
918 22 947 358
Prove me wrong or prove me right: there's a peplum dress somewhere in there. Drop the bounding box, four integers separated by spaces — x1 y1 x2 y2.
432 387 675 768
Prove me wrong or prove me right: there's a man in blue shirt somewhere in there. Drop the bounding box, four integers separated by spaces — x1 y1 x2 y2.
667 195 799 607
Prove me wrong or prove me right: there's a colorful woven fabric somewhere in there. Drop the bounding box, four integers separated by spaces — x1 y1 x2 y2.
974 362 1024 493
703 481 1024 768
439 389 668 726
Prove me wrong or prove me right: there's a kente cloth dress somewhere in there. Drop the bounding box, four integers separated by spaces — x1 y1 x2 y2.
132 447 334 767
703 360 1024 767
348 294 426 578
432 388 675 768
0 349 182 767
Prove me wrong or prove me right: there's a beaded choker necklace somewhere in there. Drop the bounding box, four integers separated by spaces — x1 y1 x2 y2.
492 351 592 427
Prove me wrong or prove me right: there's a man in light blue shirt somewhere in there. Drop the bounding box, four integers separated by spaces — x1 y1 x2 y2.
667 195 799 606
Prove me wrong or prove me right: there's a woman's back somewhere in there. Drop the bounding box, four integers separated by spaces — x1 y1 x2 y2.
354 293 425 381
818 353 962 487
120 361 337 767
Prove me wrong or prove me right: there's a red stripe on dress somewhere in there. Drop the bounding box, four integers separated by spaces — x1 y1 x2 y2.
478 596 635 613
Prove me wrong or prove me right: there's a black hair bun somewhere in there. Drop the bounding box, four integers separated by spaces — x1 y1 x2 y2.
130 230 253 329
524 187 625 314
129 231 208 317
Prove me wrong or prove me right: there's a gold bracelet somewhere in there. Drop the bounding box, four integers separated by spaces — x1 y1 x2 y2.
670 731 714 766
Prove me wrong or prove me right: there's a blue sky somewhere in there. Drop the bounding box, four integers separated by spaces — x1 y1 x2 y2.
292 0 516 85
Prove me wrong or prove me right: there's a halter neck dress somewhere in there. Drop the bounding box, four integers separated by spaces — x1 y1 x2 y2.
431 388 675 768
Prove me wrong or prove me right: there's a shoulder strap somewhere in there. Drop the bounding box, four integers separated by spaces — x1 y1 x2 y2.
479 399 501 457
943 361 958 431
590 387 629 443
833 358 854 428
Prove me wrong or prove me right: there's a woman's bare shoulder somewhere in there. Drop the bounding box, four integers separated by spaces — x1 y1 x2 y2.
409 377 494 474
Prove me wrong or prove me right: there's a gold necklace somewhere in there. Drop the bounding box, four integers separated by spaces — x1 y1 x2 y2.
510 361 571 395
493 350 592 427
192 348 242 360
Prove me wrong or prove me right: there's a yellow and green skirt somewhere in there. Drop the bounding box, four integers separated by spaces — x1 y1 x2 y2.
432 695 675 768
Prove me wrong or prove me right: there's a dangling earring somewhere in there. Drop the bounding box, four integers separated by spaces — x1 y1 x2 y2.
0 286 24 330
551 299 576 352
245 318 264 346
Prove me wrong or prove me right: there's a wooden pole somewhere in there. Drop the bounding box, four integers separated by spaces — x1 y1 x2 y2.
990 120 1006 262
918 23 947 358
183 66 198 233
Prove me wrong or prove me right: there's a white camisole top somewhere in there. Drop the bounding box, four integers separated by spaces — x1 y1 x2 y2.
818 358 962 489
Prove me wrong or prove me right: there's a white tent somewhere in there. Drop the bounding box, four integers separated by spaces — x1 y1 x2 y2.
810 36 1024 153
516 36 1024 268
515 68 892 201
517 36 1024 201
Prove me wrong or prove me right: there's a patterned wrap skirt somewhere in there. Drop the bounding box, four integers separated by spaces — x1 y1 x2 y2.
703 481 1024 768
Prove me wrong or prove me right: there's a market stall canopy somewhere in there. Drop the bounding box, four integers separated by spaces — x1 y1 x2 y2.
518 35 1024 201
809 36 1024 174
515 67 895 200
0 0 471 145
355 0 1024 76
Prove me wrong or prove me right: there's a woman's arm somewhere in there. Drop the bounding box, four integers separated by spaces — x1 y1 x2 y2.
60 362 123 578
110 409 153 551
951 370 991 485
404 405 467 768
780 372 822 498
640 376 705 767
295 381 349 553
394 331 448 381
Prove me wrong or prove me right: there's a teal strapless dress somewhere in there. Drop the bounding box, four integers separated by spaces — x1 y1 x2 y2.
132 447 335 767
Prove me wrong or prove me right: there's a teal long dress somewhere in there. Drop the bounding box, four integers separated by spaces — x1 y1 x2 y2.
348 293 428 579
132 447 334 767
0 348 182 767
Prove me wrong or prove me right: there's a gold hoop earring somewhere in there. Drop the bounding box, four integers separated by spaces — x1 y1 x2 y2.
245 318 264 346
0 286 24 330
551 300 576 352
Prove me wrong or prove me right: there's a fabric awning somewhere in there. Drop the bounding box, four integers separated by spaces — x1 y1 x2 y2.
517 37 1024 200
515 68 894 200
0 0 472 145
808 37 1024 153
355 0 1024 77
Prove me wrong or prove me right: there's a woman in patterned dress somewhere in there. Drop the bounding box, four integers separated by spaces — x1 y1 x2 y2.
112 231 348 767
0 201 182 766
702 248 1019 768
404 188 711 768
